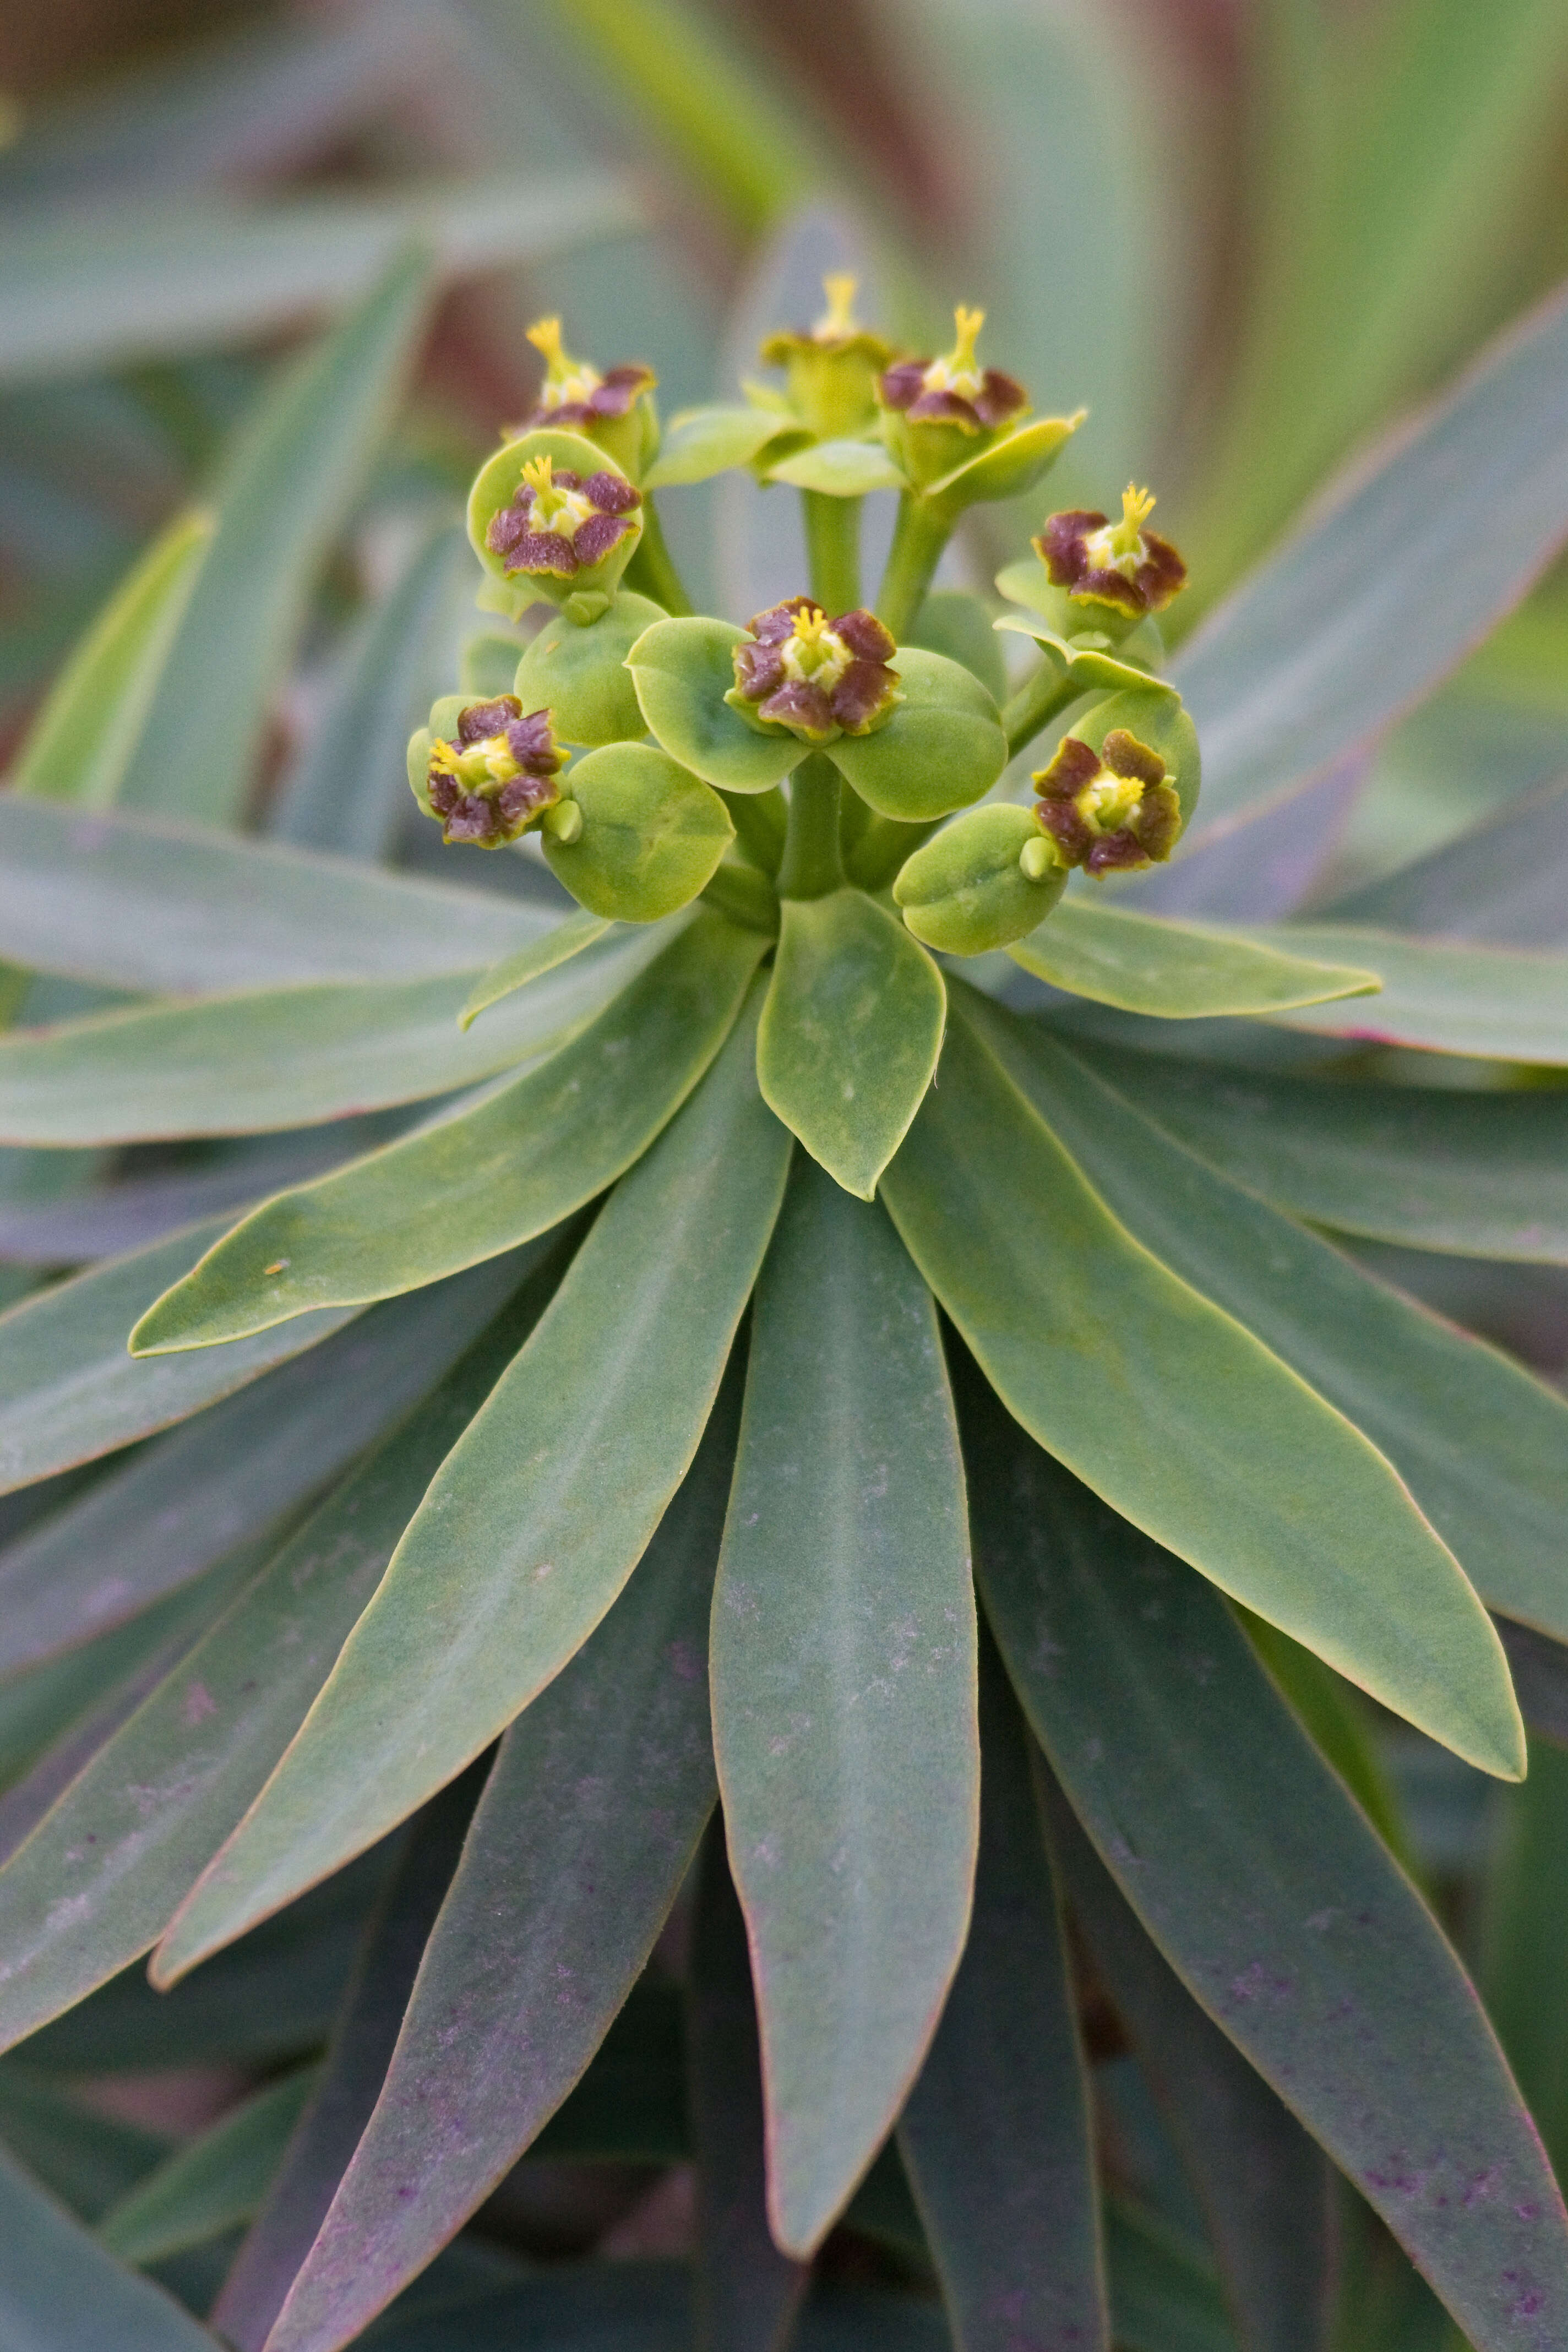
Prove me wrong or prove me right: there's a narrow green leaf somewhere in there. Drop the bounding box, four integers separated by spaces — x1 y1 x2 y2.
968 1012 1568 1664
259 1387 734 2352
530 1980 688 2165
1244 922 1568 1060
767 438 906 496
1008 900 1378 1017
7 511 212 808
210 1768 488 2350
0 178 636 384
271 522 477 862
0 2143 220 2350
0 796 551 993
713 1159 978 2256
1042 1774 1334 2352
99 2068 318 2264
968 1406 1568 2352
0 2070 170 2222
1167 278 1568 840
1324 772 1568 949
458 911 615 1029
131 913 760 1349
1106 2198 1238 2352
1495 1620 1568 1750
758 890 945 1199
0 952 635 1147
898 1635 1109 2352
155 992 786 1979
1478 1739 1568 2188
879 1009 1524 1778
645 404 785 487
0 1217 357 1495
0 1260 517 1684
1240 1616 1414 1874
366 2260 692 2351
115 249 432 826
0 1259 550 2057
1087 1042 1568 1262
689 1825 809 2352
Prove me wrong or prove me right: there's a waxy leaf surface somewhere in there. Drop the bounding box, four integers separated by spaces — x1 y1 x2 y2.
131 914 759 1348
1246 923 1568 1060
970 1413 1568 2352
713 1160 978 2256
0 2143 219 2350
458 911 616 1028
880 1009 1523 1777
1009 899 1378 1018
156 994 787 1977
759 890 945 1200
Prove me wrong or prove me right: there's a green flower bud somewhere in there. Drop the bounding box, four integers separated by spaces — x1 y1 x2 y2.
469 430 644 620
758 274 895 443
513 590 666 748
1033 486 1188 641
541 741 735 921
1033 688 1200 875
894 803 1066 955
515 315 658 480
409 695 569 849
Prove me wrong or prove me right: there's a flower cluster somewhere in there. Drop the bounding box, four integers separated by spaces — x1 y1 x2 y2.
728 599 901 743
486 456 642 582
423 698 568 848
880 306 1027 437
1037 484 1188 621
1033 726 1182 874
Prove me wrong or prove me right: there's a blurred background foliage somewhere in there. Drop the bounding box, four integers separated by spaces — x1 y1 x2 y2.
4 0 1568 2338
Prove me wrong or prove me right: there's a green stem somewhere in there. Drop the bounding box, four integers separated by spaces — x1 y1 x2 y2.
776 753 845 900
720 785 788 875
875 494 952 642
844 813 943 894
803 491 862 611
624 494 694 616
1001 661 1085 761
700 860 780 934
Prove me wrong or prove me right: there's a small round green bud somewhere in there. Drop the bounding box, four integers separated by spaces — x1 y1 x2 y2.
514 590 666 747
540 798 584 845
541 741 735 922
894 803 1066 956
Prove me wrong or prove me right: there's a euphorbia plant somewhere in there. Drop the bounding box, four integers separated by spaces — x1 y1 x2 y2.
6 237 1568 2352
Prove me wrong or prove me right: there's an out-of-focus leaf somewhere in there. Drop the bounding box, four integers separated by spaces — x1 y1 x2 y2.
0 2143 220 2349
1009 900 1378 1017
366 2261 693 2351
529 1979 687 2164
99 2068 319 2265
907 591 1008 706
155 994 784 1981
1085 1043 1568 1261
1106 2198 1238 2352
968 1012 1568 1657
259 1387 734 2352
1044 1778 1333 2352
271 524 476 863
881 1008 1523 1777
0 952 637 1146
0 1261 517 1681
758 890 945 1200
645 404 786 488
130 914 758 1347
0 797 551 992
211 1769 489 2351
459 912 616 1029
1478 1739 1568 2187
968 1402 1568 2352
898 1635 1107 2352
6 511 211 809
0 2067 170 2220
0 1258 549 2057
0 178 636 386
1324 772 1568 948
689 1824 809 2352
1494 1620 1568 1750
1246 922 1568 1059
112 251 432 826
0 1217 357 1493
1240 1615 1414 1874
767 439 906 496
713 1159 977 2257
1163 280 1568 847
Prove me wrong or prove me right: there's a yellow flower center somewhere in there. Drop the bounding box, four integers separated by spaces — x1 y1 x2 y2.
922 304 987 400
779 605 852 690
429 734 522 790
1085 484 1158 579
813 274 861 342
526 315 603 409
1075 765 1145 835
521 455 593 536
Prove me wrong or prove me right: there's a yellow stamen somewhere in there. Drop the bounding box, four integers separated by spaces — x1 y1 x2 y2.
792 605 832 649
951 306 985 371
1110 484 1157 559
522 455 555 497
526 316 566 370
1076 767 1144 835
815 274 860 340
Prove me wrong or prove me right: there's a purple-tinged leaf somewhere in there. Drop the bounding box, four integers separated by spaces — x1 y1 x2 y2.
1321 772 1568 948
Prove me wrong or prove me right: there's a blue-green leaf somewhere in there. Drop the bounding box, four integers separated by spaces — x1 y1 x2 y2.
98 2067 318 2265
0 2143 220 2349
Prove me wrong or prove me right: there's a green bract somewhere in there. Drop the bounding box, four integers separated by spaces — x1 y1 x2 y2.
540 741 734 920
8 95 1568 2352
